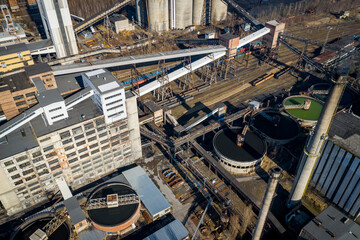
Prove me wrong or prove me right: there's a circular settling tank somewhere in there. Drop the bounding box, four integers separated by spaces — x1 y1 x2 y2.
87 183 140 233
283 96 323 127
213 128 266 174
309 83 352 109
251 110 300 144
12 216 70 240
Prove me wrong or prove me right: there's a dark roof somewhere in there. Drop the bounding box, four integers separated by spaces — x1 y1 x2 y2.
328 112 360 158
0 71 34 92
64 197 86 224
26 39 53 51
37 89 63 107
110 14 127 23
25 63 52 76
219 33 239 40
0 43 28 56
32 77 46 93
144 100 161 113
55 73 82 95
300 206 360 240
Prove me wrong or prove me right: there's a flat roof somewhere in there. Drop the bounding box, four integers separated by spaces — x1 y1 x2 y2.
37 89 64 107
144 100 162 113
143 219 189 240
83 69 123 94
300 206 360 240
0 71 34 93
30 98 102 137
123 166 171 217
64 197 87 225
55 73 82 95
329 112 360 158
26 39 53 51
0 43 28 56
0 124 38 160
25 63 52 76
32 77 46 93
220 33 239 40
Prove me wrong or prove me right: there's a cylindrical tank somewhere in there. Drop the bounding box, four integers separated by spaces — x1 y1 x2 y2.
193 0 204 25
213 127 267 175
147 0 169 32
87 183 141 233
211 0 228 23
175 0 193 29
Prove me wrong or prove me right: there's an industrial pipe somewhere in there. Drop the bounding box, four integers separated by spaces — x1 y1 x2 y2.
252 167 282 240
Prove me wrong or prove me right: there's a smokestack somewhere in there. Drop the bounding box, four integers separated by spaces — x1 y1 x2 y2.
287 75 347 207
252 167 282 240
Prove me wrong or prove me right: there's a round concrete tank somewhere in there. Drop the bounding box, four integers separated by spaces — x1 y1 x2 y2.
211 0 228 22
11 214 71 240
147 0 169 32
213 127 266 175
175 0 193 29
283 95 324 127
193 0 204 25
87 183 141 233
250 110 300 144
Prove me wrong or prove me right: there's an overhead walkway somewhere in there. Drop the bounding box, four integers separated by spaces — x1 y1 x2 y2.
73 0 132 33
238 27 270 49
52 45 227 76
136 51 226 97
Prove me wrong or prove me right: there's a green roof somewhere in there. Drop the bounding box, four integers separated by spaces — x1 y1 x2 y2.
284 96 323 121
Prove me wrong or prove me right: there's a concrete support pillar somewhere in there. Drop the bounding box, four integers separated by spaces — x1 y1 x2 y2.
252 167 282 240
287 75 347 207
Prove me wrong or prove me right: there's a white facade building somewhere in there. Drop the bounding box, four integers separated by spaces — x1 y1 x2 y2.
37 0 78 58
83 69 127 124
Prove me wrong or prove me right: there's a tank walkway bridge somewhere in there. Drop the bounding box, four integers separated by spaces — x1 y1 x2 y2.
73 0 132 33
189 140 286 234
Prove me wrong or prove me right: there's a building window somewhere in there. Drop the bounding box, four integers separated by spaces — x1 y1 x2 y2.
108 104 123 112
95 118 105 126
72 127 83 135
32 156 43 163
11 174 21 180
91 149 100 155
19 162 31 169
60 131 71 139
45 152 57 158
108 112 123 118
64 145 74 151
50 165 61 171
25 175 36 181
35 164 46 170
25 92 36 97
66 152 76 158
89 143 98 149
106 99 122 107
104 93 122 100
97 126 106 132
7 167 17 173
22 169 34 175
62 138 73 145
4 160 14 167
43 145 54 152
86 130 96 136
88 136 97 142
16 101 26 106
16 156 28 163
48 159 59 166
49 107 62 112
51 114 64 120
100 139 108 145
76 140 86 147
39 137 51 143
78 147 87 154
84 122 94 130
80 153 89 159
14 180 23 186
74 134 84 141
68 158 78 164
13 95 24 101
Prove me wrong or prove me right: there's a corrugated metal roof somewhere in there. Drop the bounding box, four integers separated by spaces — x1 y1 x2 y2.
143 219 189 240
64 197 86 225
123 166 171 217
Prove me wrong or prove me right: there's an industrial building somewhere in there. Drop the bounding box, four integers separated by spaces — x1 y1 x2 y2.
0 43 34 73
136 0 228 32
109 14 135 33
311 112 360 217
0 69 142 216
299 206 360 240
37 0 78 58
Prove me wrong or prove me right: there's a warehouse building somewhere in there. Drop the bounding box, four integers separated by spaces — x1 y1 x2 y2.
0 69 142 216
311 112 360 217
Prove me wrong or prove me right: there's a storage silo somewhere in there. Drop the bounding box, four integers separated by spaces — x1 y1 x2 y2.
147 0 169 32
193 0 204 25
175 0 193 29
211 0 228 22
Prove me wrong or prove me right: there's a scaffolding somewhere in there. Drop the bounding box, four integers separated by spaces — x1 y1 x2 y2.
86 193 139 210
154 60 173 101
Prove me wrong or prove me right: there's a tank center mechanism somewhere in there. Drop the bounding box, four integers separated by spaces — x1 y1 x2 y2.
213 127 266 175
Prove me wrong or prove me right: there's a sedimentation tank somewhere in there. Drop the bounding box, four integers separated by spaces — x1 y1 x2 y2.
175 0 193 29
147 0 169 32
12 214 71 240
213 127 266 174
87 183 141 233
283 95 324 127
193 0 204 25
211 0 228 22
309 83 353 109
250 110 300 144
